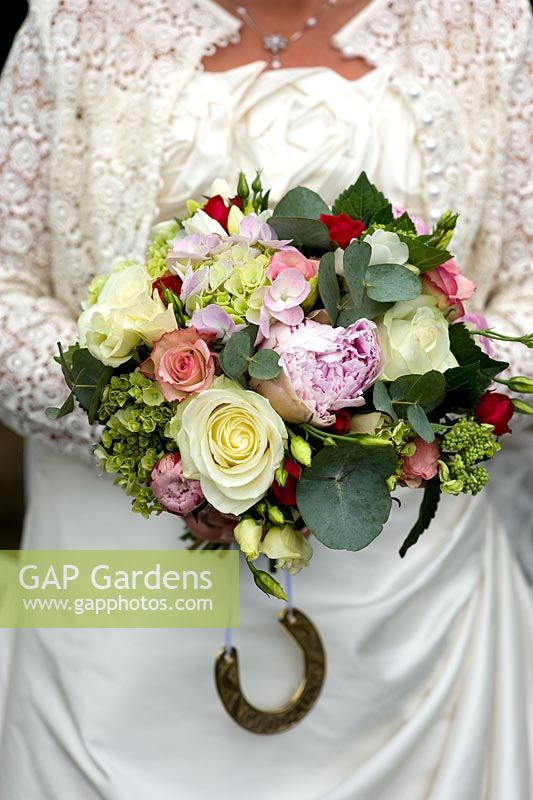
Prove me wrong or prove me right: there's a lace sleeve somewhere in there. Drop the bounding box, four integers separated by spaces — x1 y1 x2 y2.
0 11 98 460
484 12 533 378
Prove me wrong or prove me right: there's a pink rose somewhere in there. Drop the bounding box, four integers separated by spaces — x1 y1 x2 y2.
400 439 440 489
266 249 318 282
140 327 215 402
150 453 204 515
423 259 476 318
251 318 382 427
182 506 237 543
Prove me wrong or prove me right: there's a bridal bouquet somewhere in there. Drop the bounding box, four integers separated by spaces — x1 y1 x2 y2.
48 172 533 599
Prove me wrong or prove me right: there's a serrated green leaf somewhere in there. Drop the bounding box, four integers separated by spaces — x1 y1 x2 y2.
365 263 421 302
343 240 371 309
219 327 255 381
399 478 441 557
332 172 388 224
272 186 330 219
397 234 451 271
318 252 341 325
372 381 398 422
268 216 330 249
371 203 394 225
248 349 281 380
407 404 435 442
444 323 508 407
45 392 75 420
296 442 396 551
68 349 114 421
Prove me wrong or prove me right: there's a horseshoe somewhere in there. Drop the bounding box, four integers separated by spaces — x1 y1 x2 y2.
214 607 326 734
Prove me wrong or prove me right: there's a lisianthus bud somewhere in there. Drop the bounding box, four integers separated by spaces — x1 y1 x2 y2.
260 525 313 575
290 435 312 467
267 505 285 525
234 518 263 560
499 376 533 394
512 399 533 415
271 459 301 506
237 171 250 202
399 439 440 488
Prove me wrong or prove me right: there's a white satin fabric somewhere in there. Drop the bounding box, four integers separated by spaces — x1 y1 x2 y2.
1 65 532 800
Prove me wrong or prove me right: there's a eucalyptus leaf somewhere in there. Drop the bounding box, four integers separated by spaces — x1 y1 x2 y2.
269 216 331 249
407 404 435 442
337 293 392 325
219 327 254 380
248 349 281 380
343 240 371 309
365 263 421 302
372 381 398 422
318 252 341 325
45 392 75 420
296 442 396 551
389 371 445 413
272 186 330 219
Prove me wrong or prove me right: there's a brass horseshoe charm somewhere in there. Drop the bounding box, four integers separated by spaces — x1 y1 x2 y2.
215 607 326 734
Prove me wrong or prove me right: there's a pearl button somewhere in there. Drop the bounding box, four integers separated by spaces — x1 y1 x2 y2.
430 208 441 220
431 163 443 175
409 86 420 97
425 138 437 150
341 45 356 59
422 112 433 124
429 184 440 196
305 16 317 28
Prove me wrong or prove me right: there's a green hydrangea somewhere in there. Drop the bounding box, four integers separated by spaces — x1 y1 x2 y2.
96 370 176 517
146 221 180 279
439 418 499 495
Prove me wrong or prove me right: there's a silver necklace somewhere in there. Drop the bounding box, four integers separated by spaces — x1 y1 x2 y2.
234 0 354 69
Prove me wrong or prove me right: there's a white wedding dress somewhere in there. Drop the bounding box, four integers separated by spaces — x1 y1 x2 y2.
1 59 533 800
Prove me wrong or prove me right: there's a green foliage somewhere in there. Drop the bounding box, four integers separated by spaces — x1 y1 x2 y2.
219 327 256 381
46 343 114 424
396 234 451 271
365 263 421 302
332 172 388 225
399 478 441 557
445 323 508 408
318 252 341 325
296 442 396 551
389 371 446 412
337 294 392 325
268 216 331 249
407 404 435 442
372 381 398 423
343 240 370 310
248 349 281 380
426 210 459 251
272 187 330 219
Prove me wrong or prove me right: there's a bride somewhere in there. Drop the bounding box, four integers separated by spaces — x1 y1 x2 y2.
0 0 532 797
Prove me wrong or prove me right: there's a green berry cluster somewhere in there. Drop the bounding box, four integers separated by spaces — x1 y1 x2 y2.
439 418 500 496
377 420 416 490
96 371 176 517
145 221 180 279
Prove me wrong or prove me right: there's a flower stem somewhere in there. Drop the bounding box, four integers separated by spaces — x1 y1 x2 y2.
473 330 533 348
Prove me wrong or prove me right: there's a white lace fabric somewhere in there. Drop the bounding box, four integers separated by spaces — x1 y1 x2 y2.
0 0 531 458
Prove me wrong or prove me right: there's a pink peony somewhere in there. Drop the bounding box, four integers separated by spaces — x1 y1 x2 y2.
259 269 310 338
266 249 318 282
400 439 440 488
455 312 493 356
251 318 382 427
392 206 429 235
423 258 476 318
150 453 204 514
140 327 215 402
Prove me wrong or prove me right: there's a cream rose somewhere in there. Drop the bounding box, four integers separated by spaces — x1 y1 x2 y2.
78 264 177 366
377 295 458 381
175 377 287 515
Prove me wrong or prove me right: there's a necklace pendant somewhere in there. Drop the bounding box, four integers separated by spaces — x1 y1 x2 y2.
271 56 282 69
262 33 288 55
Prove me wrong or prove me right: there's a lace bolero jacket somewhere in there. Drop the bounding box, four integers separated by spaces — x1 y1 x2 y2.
0 0 531 457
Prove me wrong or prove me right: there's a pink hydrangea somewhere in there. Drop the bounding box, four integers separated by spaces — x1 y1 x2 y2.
150 453 204 515
423 258 476 318
400 439 440 488
254 318 382 427
259 269 310 338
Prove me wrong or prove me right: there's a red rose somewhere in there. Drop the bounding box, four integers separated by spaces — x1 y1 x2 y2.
271 458 302 506
152 274 183 302
330 410 351 435
319 213 367 249
474 391 514 435
202 194 243 232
